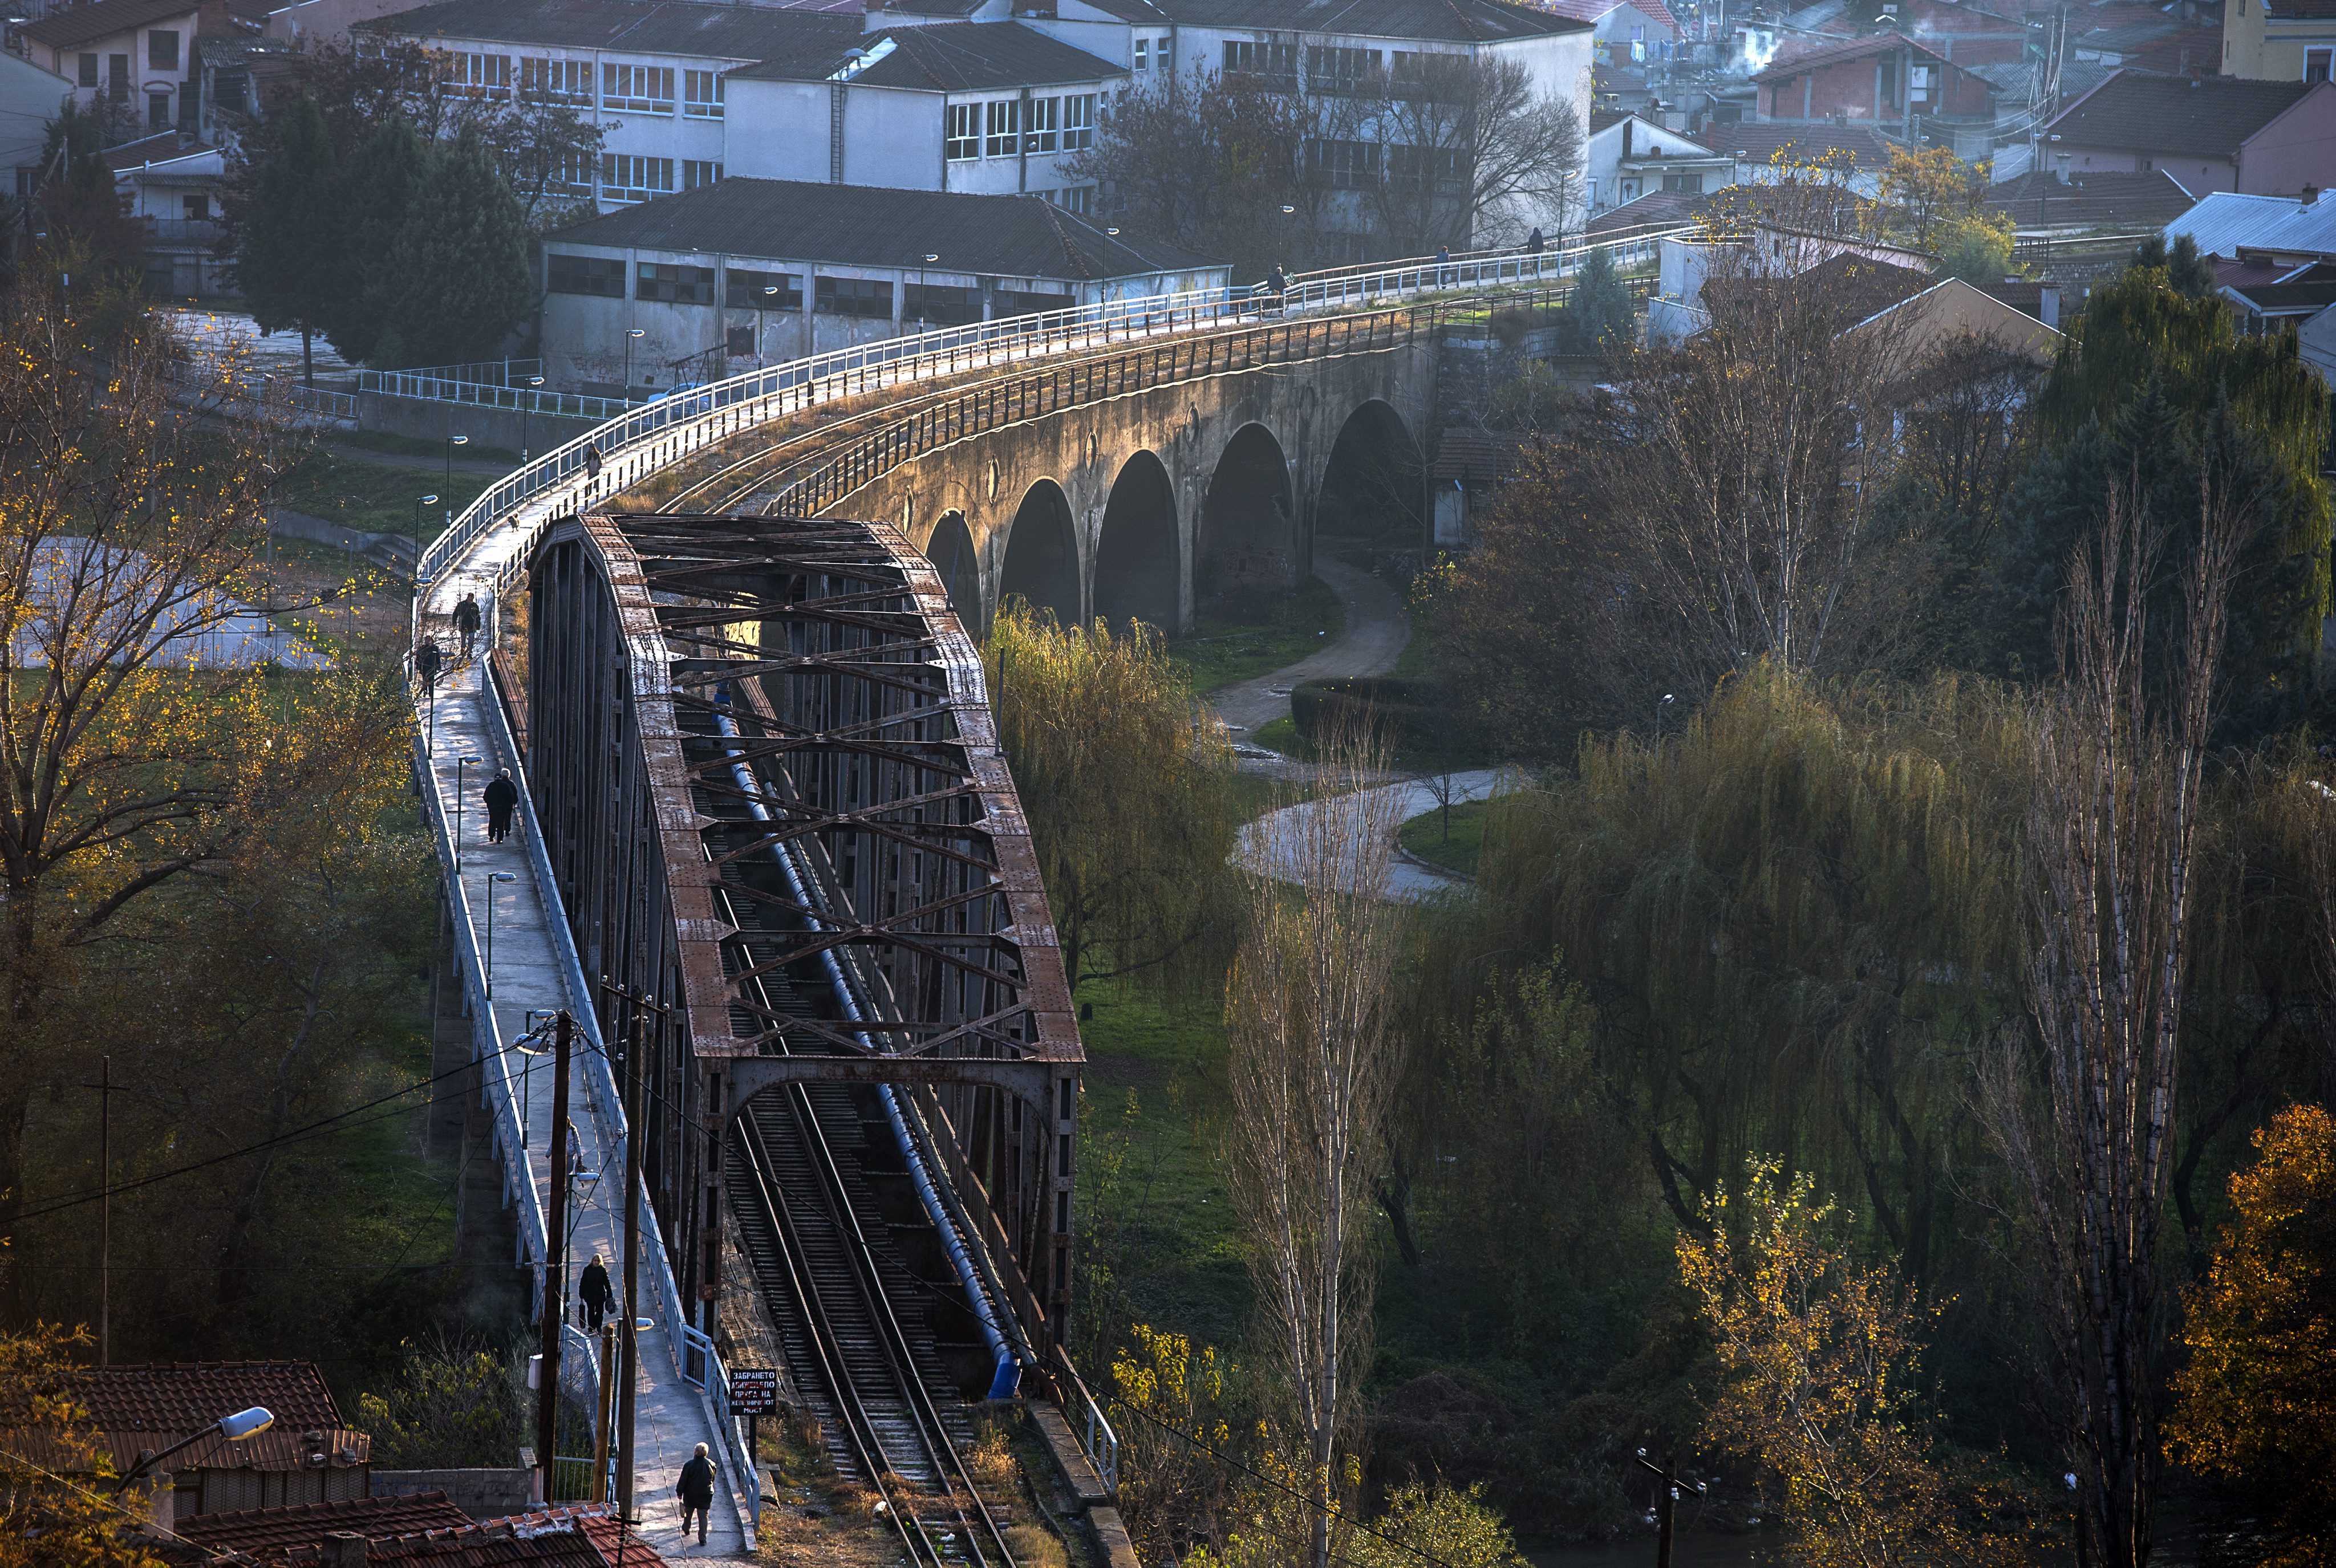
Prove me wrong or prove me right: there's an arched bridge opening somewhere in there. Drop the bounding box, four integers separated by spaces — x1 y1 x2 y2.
523 512 1082 1429
998 480 1083 628
1093 450 1181 633
1198 423 1296 615
1317 399 1425 545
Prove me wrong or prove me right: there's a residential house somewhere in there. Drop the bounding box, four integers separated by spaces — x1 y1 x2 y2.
2223 0 2336 82
2298 293 2336 381
722 22 1123 206
104 128 228 294
30 1360 371 1524
169 1502 676 1568
2037 68 2336 194
1984 168 2201 233
21 0 268 135
537 176 1226 392
1752 33 1998 134
1586 108 1731 210
1712 117 1905 192
0 48 73 197
1649 241 2062 362
2219 261 2336 331
2165 186 2336 263
1534 0 1680 66
356 0 861 211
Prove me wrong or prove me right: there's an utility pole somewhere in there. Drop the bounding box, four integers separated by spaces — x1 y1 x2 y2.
534 1010 575 1503
1636 1449 1705 1568
96 1057 110 1364
618 1006 647 1525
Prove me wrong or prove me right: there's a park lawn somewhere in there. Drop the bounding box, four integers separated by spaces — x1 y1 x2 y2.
332 429 525 466
1399 797 1488 878
274 452 496 541
1169 575 1344 695
1075 986 1251 1354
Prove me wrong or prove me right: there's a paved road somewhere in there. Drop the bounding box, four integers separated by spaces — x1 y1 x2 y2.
1237 769 1506 901
1211 553 1410 740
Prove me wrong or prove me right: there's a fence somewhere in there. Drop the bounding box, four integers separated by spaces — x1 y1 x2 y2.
362 367 639 423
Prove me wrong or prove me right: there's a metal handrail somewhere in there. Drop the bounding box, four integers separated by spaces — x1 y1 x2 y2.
413 226 1693 598
1052 1348 1120 1496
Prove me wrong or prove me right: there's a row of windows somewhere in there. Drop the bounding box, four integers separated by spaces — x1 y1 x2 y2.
1226 40 1456 92
943 94 1096 161
1130 35 1172 70
1305 137 1466 187
75 31 173 88
547 262 1067 322
446 54 724 113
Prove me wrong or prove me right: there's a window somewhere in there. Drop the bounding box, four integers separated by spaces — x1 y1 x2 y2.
549 151 595 193
997 287 1074 316
107 54 128 101
522 57 593 104
905 282 980 324
636 262 714 304
600 153 674 199
727 269 801 310
1062 92 1093 151
684 68 723 117
1154 36 1171 71
1307 44 1380 91
448 52 510 95
946 101 979 160
147 91 170 128
603 63 674 113
1049 183 1093 214
816 276 893 318
1024 95 1057 153
727 324 755 356
984 98 1018 157
1662 170 1703 193
1223 39 1295 84
1390 142 1463 190
548 253 626 296
2309 48 2333 82
683 159 721 188
76 52 96 87
148 29 177 70
181 192 208 219
1308 137 1381 188
1134 36 1146 69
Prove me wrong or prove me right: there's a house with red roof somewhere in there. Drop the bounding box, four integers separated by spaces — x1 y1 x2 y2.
1532 0 1680 64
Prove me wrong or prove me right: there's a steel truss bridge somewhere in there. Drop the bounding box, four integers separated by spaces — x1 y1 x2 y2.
408 230 1682 1550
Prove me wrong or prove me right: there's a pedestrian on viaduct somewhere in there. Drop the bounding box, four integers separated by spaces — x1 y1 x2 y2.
484 769 520 843
453 591 481 658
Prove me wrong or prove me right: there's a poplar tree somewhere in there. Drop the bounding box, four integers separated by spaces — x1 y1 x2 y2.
326 116 430 365
238 98 344 385
372 131 534 369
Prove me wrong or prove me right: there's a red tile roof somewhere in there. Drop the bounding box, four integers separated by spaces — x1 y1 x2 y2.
1532 0 1678 30
267 1506 672 1568
175 1493 474 1559
69 1362 342 1438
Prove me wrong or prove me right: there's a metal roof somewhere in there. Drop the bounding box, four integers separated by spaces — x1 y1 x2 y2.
1147 0 1588 44
2042 68 2318 157
360 0 858 60
549 177 1220 278
733 22 1124 90
2167 190 2336 261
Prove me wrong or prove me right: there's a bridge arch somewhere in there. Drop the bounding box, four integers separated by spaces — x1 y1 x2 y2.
923 510 983 635
1198 423 1296 612
998 479 1084 627
1092 450 1182 634
1317 399 1425 542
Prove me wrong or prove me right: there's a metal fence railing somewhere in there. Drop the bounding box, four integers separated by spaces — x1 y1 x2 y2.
360 368 639 423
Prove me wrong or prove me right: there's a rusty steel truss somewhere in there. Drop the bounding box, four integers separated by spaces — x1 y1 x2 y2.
524 510 1081 1348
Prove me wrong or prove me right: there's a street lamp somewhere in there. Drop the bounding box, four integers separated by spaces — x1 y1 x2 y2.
521 376 544 461
410 494 437 600
485 870 517 999
455 754 484 873
1654 692 1675 743
115 1408 274 1495
623 328 646 397
444 434 468 530
758 284 778 365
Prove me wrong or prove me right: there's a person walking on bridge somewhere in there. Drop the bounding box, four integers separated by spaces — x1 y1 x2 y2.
484 768 519 843
414 637 442 692
577 1250 618 1331
678 1442 716 1545
453 591 481 659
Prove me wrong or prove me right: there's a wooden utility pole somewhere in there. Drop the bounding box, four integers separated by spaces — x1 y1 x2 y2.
97 1056 110 1364
535 1010 574 1502
1635 1449 1704 1568
618 1007 646 1524
593 1322 616 1502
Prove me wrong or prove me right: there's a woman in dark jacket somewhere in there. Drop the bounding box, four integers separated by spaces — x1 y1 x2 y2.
577 1252 617 1331
678 1442 716 1544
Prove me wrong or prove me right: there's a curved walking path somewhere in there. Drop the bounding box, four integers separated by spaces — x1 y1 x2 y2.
1211 554 1410 742
1236 770 1507 901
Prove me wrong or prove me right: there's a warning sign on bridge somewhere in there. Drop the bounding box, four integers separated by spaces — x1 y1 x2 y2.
731 1367 780 1415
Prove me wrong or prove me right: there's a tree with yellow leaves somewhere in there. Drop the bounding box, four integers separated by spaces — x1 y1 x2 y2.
1677 1158 2019 1568
2166 1104 2336 1566
1111 1324 1238 1559
0 1324 165 1568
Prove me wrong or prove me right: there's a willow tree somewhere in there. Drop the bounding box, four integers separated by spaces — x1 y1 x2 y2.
986 604 1236 992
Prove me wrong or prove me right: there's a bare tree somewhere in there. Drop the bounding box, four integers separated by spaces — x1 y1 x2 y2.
1224 722 1410 1568
1993 461 2251 1568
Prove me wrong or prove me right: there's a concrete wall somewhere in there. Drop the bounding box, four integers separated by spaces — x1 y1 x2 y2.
357 390 600 458
0 51 71 180
773 337 1438 636
371 1468 535 1519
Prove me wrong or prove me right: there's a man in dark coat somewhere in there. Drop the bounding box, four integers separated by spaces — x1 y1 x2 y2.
414 638 442 692
453 592 481 658
577 1251 618 1331
1526 226 1545 254
484 769 520 843
678 1442 716 1544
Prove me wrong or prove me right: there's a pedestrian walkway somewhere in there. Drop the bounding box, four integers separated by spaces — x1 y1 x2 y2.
418 587 753 1559
1236 769 1507 901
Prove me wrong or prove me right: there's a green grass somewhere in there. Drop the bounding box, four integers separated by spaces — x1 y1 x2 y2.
1398 797 1488 878
1249 714 1304 757
1169 576 1345 695
275 452 497 539
333 429 525 466
1076 987 1250 1352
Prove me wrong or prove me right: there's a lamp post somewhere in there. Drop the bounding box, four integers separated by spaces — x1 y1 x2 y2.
455 754 484 873
115 1408 274 1496
410 494 437 601
758 284 778 364
444 434 468 531
918 255 938 324
1654 692 1674 743
623 328 645 398
485 870 517 1000
521 376 545 461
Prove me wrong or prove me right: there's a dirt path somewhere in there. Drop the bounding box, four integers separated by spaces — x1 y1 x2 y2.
1237 770 1508 901
1210 553 1410 739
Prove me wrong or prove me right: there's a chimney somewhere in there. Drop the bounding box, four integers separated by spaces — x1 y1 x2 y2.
322 1533 368 1568
2038 279 2061 331
2306 185 2321 206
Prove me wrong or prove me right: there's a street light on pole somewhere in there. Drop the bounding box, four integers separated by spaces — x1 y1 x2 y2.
115 1408 274 1496
623 328 646 398
455 755 484 874
522 376 544 461
411 494 437 600
485 870 517 999
758 285 777 364
917 255 938 323
445 434 468 531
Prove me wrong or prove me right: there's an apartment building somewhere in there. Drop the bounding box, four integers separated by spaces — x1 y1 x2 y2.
2224 0 2336 82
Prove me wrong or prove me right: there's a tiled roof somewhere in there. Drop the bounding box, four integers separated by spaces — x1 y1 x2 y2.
24 0 199 48
550 177 1220 278
1588 187 1713 234
2126 23 2219 71
103 131 216 170
1986 169 2200 229
2169 190 2336 260
1755 30 1950 80
2072 11 2187 52
262 1507 669 1568
1717 120 1906 169
359 0 858 61
70 1361 342 1436
1149 0 1589 43
2042 68 2317 157
734 23 1123 89
1532 0 1677 31
175 1493 474 1559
